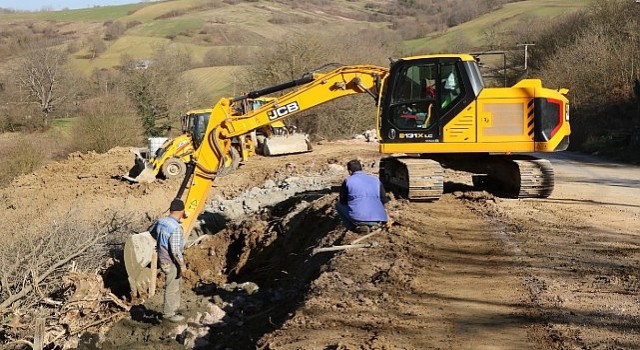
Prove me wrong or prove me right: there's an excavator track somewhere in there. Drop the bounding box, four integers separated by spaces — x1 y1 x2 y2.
379 157 443 201
470 156 555 199
512 158 555 198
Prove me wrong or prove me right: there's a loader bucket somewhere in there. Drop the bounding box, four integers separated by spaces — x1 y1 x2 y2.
262 133 312 156
122 149 156 183
124 231 156 297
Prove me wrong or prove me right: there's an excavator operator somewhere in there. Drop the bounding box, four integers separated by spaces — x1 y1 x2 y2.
336 159 389 234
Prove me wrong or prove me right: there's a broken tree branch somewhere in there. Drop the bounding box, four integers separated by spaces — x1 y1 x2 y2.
312 241 379 255
0 232 107 310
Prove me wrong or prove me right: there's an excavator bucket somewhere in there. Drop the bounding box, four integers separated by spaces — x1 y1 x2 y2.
124 231 156 297
122 149 157 183
262 133 312 156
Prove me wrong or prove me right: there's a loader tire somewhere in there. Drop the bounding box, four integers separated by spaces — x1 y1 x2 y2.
161 158 186 179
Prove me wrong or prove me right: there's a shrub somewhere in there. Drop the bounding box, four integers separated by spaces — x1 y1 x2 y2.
0 135 47 187
71 94 144 152
66 40 80 53
154 9 185 20
126 20 142 29
104 21 125 41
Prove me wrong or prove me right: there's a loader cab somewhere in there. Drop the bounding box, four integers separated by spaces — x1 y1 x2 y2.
379 55 484 144
184 110 211 149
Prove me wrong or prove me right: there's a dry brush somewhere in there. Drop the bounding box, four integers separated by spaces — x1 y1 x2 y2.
0 211 136 349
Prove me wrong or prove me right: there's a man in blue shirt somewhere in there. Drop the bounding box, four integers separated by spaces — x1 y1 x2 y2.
152 199 186 323
336 159 389 233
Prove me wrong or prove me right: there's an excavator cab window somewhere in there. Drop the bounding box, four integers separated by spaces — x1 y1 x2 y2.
381 57 470 143
390 63 438 130
440 63 463 110
190 112 211 149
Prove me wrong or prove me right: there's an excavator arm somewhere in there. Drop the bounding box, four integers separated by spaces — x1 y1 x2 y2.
178 65 389 239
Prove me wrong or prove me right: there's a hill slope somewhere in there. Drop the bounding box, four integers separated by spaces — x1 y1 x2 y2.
0 0 592 100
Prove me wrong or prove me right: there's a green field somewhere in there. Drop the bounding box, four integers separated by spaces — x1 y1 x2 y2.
70 36 212 74
50 118 76 141
182 66 245 102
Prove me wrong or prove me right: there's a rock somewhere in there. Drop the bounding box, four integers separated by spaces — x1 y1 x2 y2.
327 163 344 174
188 312 202 324
238 281 260 295
248 186 263 197
243 197 261 212
213 295 224 306
168 323 188 338
202 303 226 325
182 326 210 349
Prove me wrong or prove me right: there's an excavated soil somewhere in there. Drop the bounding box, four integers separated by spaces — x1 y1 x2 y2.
3 140 640 349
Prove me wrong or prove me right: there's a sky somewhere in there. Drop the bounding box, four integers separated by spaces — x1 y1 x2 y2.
0 0 142 11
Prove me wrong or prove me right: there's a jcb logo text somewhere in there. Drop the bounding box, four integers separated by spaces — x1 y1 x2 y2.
267 102 300 120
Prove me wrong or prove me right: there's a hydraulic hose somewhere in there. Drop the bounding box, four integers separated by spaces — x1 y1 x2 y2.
231 75 315 102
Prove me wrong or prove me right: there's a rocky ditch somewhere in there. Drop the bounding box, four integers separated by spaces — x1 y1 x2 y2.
87 168 363 349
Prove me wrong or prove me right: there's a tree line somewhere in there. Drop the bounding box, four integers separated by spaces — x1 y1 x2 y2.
524 0 640 161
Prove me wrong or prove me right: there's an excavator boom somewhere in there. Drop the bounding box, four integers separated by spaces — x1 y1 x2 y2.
181 65 389 237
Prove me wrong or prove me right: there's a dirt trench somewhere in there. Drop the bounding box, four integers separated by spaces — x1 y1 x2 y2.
85 143 381 349
95 189 351 349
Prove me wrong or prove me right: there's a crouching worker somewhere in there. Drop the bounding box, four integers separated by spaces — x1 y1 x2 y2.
152 199 187 323
336 159 389 234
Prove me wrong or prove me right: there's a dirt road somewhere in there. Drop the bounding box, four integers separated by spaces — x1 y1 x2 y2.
255 151 640 350
4 142 637 349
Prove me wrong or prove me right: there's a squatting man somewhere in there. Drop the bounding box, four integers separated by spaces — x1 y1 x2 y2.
336 159 390 233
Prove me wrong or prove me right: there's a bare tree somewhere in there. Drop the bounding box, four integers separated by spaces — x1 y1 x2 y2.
239 31 392 140
86 34 107 59
14 47 70 129
120 45 206 136
0 211 135 348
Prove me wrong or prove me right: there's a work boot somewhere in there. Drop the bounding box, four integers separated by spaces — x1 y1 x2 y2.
165 314 185 323
355 225 371 234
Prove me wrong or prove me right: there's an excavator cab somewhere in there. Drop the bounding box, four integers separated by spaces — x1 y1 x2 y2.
185 110 211 150
379 56 478 144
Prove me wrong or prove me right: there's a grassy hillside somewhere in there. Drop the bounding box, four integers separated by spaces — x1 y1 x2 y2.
71 36 211 74
2 3 146 21
182 65 244 102
1 0 594 103
401 0 591 54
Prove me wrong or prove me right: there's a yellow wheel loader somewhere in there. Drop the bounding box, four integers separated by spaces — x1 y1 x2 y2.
124 99 311 183
125 55 571 296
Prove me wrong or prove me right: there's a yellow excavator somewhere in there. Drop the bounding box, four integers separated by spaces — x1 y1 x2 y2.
124 54 570 295
125 98 312 183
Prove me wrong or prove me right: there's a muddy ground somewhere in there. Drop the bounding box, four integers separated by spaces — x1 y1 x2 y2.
3 141 639 349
